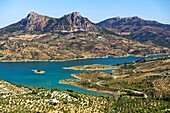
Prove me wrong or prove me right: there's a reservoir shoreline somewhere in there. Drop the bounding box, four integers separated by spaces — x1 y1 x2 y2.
0 53 169 63
0 53 169 96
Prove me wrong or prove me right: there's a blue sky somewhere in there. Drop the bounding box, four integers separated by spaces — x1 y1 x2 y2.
0 0 170 28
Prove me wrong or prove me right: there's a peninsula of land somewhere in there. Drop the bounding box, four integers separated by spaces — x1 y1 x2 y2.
60 56 170 98
64 64 115 70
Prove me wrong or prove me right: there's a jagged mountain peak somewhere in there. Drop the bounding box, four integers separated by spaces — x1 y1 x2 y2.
62 12 84 23
115 16 121 19
17 12 55 32
0 12 98 35
125 16 143 20
57 12 98 32
65 12 81 17
105 16 143 21
27 12 39 17
72 12 81 16
26 12 48 20
24 12 51 24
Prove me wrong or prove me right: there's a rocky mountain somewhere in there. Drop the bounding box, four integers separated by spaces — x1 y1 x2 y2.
97 16 170 47
0 12 55 36
0 12 169 61
1 12 170 48
0 12 98 37
54 12 98 32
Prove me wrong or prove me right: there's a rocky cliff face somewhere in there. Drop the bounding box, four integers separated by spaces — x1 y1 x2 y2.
97 16 170 47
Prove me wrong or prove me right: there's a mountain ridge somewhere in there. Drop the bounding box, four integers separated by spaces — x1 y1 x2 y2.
0 12 169 61
0 12 99 37
97 16 170 47
0 12 170 48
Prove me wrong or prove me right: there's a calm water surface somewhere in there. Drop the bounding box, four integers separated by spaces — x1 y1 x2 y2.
0 54 168 95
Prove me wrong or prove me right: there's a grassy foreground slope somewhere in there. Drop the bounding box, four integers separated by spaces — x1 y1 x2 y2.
0 80 170 113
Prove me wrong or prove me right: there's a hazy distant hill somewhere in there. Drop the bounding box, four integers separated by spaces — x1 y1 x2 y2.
97 16 170 47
